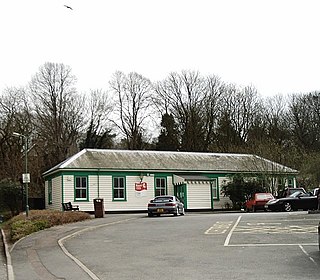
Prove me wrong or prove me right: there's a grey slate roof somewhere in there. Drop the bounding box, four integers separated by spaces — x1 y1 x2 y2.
43 149 298 176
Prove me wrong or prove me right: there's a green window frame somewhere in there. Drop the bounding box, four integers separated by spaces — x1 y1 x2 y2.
211 179 219 200
155 177 167 196
113 176 126 201
48 180 52 205
75 176 88 201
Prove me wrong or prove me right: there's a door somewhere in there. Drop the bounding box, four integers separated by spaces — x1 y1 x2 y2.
210 179 218 210
174 184 187 209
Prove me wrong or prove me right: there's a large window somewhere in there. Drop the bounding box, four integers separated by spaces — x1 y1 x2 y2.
75 176 88 200
155 177 166 196
113 177 126 200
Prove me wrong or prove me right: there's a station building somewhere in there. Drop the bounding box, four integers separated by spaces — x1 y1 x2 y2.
43 149 298 212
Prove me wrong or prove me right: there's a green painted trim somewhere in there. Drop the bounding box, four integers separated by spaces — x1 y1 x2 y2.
97 169 100 198
48 180 52 205
61 175 64 204
184 184 188 209
174 183 187 209
210 178 219 210
74 175 89 202
45 170 296 182
112 175 127 201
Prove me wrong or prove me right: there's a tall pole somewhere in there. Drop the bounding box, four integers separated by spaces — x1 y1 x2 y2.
13 132 29 217
24 135 29 217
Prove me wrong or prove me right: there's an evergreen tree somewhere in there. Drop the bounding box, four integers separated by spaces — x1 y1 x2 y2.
156 113 180 151
79 120 116 149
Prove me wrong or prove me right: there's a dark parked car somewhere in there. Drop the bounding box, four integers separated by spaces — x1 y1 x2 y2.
147 195 185 217
277 187 306 198
265 191 318 212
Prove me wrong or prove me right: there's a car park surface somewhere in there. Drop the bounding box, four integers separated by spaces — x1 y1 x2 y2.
6 212 320 280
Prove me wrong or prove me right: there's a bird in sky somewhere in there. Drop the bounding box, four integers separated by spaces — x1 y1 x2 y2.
64 5 73 10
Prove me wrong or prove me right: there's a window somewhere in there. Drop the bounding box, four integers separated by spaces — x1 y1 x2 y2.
211 179 218 199
155 177 166 196
48 180 52 205
113 177 126 200
75 176 88 200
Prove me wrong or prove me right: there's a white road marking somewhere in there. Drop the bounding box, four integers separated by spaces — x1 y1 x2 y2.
224 216 242 246
205 221 233 234
299 245 318 266
234 225 317 234
247 222 281 225
58 218 136 280
227 243 317 247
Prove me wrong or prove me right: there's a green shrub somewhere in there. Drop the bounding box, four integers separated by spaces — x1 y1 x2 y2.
7 210 91 242
222 174 268 209
10 219 49 242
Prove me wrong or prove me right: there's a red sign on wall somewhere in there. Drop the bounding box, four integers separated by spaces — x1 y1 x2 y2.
135 182 147 191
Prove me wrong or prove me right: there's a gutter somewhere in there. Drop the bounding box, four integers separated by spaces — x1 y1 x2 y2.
1 228 14 280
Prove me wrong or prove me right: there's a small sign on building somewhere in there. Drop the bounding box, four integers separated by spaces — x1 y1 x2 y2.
135 182 147 197
135 182 147 191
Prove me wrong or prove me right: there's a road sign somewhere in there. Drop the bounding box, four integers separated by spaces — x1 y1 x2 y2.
22 173 30 183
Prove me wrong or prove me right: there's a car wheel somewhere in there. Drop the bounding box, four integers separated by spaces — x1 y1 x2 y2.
174 208 179 216
148 212 153 217
284 202 292 212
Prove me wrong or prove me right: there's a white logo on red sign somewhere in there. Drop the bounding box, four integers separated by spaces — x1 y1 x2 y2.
135 182 147 191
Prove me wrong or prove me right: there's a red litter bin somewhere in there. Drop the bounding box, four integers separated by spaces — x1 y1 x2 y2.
94 198 105 218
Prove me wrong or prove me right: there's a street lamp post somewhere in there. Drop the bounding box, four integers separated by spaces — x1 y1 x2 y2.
13 132 30 217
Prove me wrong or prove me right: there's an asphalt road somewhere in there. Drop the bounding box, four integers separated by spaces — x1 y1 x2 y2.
8 212 320 280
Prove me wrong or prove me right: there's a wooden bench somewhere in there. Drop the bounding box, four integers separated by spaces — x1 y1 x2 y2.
62 202 79 211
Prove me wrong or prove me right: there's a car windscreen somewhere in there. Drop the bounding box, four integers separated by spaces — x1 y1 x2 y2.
153 197 174 202
289 191 304 198
288 188 305 195
256 194 273 200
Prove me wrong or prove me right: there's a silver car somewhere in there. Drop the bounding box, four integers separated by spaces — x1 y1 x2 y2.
147 195 185 217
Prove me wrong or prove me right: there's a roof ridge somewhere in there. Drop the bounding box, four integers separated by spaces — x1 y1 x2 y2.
86 148 252 157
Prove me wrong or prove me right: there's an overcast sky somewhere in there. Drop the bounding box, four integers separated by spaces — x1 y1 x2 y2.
1 0 319 96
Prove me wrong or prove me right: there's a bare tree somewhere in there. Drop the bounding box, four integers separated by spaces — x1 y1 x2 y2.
80 89 116 149
289 92 320 152
0 87 32 180
222 84 261 145
30 62 84 168
109 71 153 150
203 75 225 151
154 71 209 151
